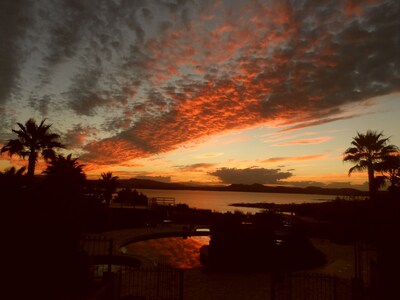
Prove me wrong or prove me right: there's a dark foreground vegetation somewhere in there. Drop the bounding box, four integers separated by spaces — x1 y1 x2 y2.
231 195 400 298
2 184 400 299
232 192 400 243
3 189 400 299
201 212 327 272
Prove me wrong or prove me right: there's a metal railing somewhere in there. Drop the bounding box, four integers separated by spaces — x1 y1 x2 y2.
116 263 184 300
149 197 176 208
271 272 352 300
80 235 114 277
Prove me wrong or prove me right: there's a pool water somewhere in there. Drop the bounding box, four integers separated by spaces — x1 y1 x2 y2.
122 236 210 269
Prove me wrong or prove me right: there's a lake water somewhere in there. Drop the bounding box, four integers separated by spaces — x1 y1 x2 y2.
135 189 337 213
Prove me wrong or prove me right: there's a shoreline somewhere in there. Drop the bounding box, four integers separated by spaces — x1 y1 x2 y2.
229 197 367 212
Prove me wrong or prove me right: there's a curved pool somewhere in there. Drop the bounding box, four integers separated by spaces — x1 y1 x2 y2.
121 236 210 269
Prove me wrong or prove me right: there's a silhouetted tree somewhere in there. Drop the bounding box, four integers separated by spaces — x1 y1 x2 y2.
0 166 27 205
0 166 26 185
99 171 118 205
43 154 86 216
1 119 64 179
375 153 400 197
43 154 86 190
115 188 148 206
378 154 400 185
343 130 399 199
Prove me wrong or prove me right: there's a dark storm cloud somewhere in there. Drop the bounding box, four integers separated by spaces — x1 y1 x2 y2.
209 167 293 185
64 67 108 116
33 0 150 116
261 1 399 109
28 95 51 116
0 0 33 104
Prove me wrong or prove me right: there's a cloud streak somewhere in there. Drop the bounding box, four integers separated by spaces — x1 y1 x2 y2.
274 137 332 146
176 163 216 172
0 0 399 169
262 154 326 163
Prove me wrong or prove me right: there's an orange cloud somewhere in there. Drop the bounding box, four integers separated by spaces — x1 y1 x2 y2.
274 137 332 146
262 154 326 163
194 153 224 159
78 0 397 169
64 125 97 148
176 163 215 172
3 0 397 172
277 115 359 133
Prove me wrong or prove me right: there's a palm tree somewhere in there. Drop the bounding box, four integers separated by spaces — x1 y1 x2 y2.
1 119 64 178
99 172 118 205
343 130 399 199
0 166 27 207
0 166 26 178
376 154 400 190
0 166 27 188
43 154 86 189
43 154 86 214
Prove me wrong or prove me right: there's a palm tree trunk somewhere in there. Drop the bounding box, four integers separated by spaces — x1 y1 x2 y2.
27 151 37 179
368 165 376 200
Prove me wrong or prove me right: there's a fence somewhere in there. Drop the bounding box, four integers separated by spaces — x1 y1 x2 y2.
354 242 377 289
271 272 352 300
149 197 176 208
80 235 114 277
354 242 378 299
115 263 184 300
80 235 183 299
81 235 114 256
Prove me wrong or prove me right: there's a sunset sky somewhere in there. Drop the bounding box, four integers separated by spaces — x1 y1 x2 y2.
1 0 399 190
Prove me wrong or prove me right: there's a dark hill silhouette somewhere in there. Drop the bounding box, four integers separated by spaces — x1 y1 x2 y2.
119 178 189 190
224 183 367 196
84 178 367 196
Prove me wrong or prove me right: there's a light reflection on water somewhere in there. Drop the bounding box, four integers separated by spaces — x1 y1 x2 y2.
124 236 210 269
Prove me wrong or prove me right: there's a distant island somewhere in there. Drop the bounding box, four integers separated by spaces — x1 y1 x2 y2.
85 178 368 197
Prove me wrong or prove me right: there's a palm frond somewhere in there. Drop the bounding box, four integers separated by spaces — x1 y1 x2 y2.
348 164 367 175
1 139 25 156
3 119 64 176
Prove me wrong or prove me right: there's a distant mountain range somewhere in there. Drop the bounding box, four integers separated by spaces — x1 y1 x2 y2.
89 178 368 196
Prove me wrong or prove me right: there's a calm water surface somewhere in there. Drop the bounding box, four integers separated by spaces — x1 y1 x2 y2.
122 236 210 269
136 189 336 213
